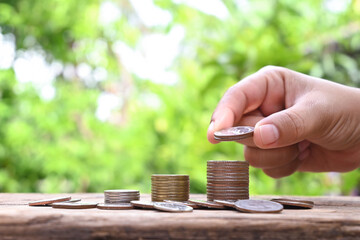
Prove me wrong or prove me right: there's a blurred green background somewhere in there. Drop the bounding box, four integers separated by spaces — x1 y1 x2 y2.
0 0 359 195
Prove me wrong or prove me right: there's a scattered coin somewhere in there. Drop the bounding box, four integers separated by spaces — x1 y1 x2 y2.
28 196 72 206
213 199 236 208
49 198 82 206
188 199 227 209
234 199 283 213
164 200 204 209
151 174 190 202
130 200 155 209
52 202 98 209
214 126 254 141
271 198 314 209
97 203 133 210
65 199 82 203
153 202 193 212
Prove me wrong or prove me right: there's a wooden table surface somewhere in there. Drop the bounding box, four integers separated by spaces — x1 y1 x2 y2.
0 193 359 240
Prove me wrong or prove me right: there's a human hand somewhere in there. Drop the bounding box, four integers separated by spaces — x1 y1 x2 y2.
207 66 360 178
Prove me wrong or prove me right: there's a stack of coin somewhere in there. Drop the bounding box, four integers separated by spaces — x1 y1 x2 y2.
104 190 140 204
151 174 189 202
207 160 249 201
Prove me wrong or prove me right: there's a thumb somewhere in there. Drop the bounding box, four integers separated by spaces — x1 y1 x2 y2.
253 103 319 149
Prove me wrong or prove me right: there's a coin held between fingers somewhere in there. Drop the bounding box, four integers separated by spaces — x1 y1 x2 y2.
213 126 254 142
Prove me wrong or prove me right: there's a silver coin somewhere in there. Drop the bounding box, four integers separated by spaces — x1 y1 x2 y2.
270 198 314 209
97 203 133 210
163 200 204 209
28 196 72 206
65 199 82 203
188 199 227 209
234 199 283 213
213 199 237 208
130 200 155 209
52 202 98 209
214 126 254 141
153 202 193 212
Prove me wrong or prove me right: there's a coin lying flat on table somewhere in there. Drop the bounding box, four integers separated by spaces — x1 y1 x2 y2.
271 198 314 209
188 199 227 209
213 199 237 208
153 202 193 212
49 198 82 206
130 200 155 209
214 126 254 141
64 198 82 203
51 202 98 209
28 196 72 206
164 200 205 209
97 203 133 210
234 199 283 213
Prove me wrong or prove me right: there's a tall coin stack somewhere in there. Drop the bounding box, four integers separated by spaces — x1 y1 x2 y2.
104 190 140 204
151 174 190 202
207 160 249 201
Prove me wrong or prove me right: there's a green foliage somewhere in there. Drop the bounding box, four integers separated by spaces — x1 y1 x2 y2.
0 0 359 195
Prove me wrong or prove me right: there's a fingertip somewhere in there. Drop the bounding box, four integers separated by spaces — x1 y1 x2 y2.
207 107 236 144
207 121 219 144
254 122 279 149
261 124 279 144
208 138 219 144
213 107 235 131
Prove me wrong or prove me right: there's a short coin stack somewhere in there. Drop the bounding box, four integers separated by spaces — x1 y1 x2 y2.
104 190 140 204
207 160 249 201
151 174 190 202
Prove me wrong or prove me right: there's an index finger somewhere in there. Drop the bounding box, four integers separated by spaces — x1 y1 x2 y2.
207 66 287 144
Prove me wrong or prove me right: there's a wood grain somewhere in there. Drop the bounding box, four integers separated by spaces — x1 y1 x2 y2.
0 193 359 239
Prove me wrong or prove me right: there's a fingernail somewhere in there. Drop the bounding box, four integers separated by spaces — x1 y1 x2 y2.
298 140 311 153
259 124 279 145
208 121 214 132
